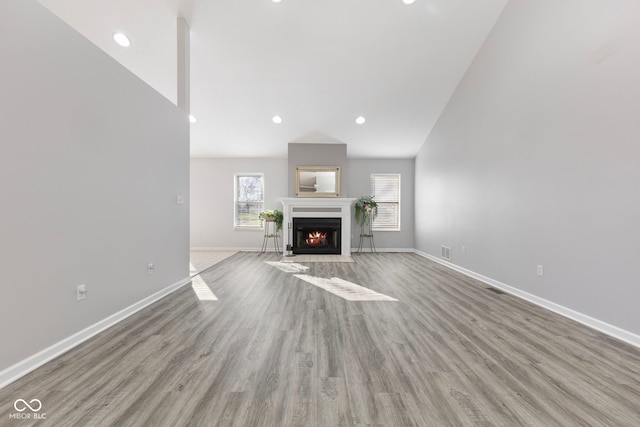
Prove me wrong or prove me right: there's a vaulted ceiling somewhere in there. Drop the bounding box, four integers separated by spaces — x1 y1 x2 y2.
38 0 507 158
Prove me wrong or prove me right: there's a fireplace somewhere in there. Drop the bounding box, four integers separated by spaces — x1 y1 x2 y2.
293 217 341 254
280 198 355 256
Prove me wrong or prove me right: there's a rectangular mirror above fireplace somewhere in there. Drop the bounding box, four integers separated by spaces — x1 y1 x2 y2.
295 166 340 197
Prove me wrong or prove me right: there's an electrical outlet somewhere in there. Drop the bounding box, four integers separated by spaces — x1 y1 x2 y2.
462 246 466 254
537 265 544 277
176 195 184 205
148 263 155 274
77 284 87 301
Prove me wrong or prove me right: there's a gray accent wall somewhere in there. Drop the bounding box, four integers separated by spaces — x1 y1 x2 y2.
288 143 347 197
0 0 189 372
414 0 640 335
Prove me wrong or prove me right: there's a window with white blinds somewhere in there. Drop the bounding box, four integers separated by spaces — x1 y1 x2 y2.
234 174 264 228
371 173 401 231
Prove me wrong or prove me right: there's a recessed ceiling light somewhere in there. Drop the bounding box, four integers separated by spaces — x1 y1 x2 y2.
113 32 131 47
355 116 366 125
271 0 283 3
189 114 197 123
272 115 283 124
402 0 416 5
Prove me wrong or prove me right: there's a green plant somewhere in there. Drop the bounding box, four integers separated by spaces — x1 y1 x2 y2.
259 209 284 231
354 195 378 224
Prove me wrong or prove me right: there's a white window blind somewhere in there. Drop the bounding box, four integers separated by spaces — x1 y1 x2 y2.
234 174 264 227
371 174 401 230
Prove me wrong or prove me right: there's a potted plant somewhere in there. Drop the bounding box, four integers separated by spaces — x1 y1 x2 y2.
259 209 284 232
354 195 378 225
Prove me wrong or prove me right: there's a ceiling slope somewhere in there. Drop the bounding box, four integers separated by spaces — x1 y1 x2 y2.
39 0 507 158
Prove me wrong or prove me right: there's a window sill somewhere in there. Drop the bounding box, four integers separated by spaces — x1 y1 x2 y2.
234 226 264 232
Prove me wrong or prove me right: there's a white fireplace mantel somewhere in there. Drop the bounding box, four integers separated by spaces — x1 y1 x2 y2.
279 197 356 256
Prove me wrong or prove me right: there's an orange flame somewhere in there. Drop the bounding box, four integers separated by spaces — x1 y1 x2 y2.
306 231 328 246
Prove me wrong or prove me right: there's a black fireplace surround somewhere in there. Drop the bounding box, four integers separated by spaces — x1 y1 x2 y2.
293 217 341 255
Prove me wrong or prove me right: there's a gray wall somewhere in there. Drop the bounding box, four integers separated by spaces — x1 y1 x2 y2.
415 0 640 335
0 0 189 372
288 143 347 197
190 158 288 249
347 159 414 250
190 156 414 250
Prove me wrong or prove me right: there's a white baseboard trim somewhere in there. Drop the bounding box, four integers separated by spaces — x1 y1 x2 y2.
351 247 415 253
190 247 261 252
413 250 640 349
0 276 191 390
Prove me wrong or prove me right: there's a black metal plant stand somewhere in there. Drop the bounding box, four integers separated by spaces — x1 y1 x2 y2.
357 217 376 253
261 219 280 254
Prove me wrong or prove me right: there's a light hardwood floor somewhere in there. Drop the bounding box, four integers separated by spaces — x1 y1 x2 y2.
1 252 639 426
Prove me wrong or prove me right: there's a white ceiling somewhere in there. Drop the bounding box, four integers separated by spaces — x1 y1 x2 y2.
38 0 507 159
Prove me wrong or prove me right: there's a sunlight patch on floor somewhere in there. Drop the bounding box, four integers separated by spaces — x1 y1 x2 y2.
265 261 310 273
294 274 398 302
189 263 218 301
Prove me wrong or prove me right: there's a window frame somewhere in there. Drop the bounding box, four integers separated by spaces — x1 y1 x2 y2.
370 173 401 232
233 173 265 230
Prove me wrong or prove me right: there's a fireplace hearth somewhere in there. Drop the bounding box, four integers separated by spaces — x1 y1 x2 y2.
293 217 341 255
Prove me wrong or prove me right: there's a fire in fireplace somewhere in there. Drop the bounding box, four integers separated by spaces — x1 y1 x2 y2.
293 217 341 254
306 231 328 246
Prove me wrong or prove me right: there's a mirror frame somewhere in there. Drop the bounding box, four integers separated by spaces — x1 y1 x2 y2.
295 166 341 198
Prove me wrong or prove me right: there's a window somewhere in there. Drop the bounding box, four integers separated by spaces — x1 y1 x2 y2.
234 174 264 228
371 174 401 231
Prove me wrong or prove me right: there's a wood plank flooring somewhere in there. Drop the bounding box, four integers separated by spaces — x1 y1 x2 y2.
1 252 640 426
